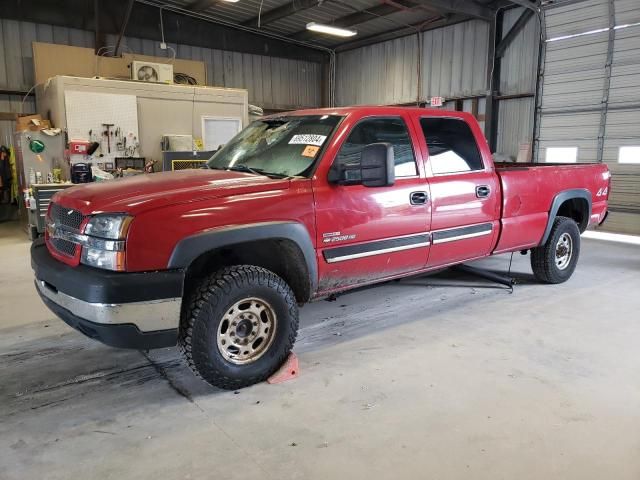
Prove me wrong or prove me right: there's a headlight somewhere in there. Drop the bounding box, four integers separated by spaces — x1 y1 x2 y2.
81 214 132 271
84 215 132 239
81 247 126 271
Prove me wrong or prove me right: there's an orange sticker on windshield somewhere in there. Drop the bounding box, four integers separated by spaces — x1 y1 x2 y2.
302 145 320 158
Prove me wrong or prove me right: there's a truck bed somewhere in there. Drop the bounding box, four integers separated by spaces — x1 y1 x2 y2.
492 162 610 254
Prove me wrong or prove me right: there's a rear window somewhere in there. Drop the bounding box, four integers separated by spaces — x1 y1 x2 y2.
420 118 483 174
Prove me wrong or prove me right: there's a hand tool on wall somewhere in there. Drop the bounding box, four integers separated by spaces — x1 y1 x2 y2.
102 123 114 154
115 127 124 151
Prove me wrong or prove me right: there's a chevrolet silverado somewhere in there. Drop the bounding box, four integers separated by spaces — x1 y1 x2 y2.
32 106 610 389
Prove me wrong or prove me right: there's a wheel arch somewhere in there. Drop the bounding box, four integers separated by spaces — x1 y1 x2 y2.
541 189 591 245
168 222 317 303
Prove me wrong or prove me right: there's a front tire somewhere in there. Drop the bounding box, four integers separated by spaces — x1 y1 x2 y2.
179 265 299 390
530 216 581 284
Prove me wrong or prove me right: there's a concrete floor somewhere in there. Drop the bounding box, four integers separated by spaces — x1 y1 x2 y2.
1 220 639 480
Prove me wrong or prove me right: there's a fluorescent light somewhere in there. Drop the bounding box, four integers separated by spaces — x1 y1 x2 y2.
306 22 357 38
221 0 240 2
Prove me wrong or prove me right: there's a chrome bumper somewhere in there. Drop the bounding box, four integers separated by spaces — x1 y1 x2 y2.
35 279 181 332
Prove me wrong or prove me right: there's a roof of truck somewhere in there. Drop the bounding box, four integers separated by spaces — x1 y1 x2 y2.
267 105 470 119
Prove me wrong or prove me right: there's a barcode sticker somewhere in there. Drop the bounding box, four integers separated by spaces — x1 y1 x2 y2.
289 134 327 146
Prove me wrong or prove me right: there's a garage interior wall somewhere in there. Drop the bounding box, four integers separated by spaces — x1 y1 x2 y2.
536 0 640 234
496 7 539 160
0 18 323 146
335 20 490 107
335 12 539 161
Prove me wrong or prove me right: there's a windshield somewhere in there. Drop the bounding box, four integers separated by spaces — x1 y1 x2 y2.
207 115 342 177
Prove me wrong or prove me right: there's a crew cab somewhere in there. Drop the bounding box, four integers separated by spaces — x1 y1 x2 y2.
32 106 610 389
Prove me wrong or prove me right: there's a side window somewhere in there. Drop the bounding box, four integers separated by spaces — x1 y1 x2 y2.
420 117 484 175
335 117 418 177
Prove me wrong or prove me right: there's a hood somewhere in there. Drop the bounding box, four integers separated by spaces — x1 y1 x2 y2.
54 169 291 215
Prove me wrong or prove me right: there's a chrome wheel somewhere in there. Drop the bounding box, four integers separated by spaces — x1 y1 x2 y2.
216 297 277 365
555 232 573 270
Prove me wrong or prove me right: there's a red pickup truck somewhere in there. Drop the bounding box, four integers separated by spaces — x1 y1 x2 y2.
32 106 610 389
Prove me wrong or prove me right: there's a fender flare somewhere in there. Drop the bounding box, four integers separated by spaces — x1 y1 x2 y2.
540 188 592 245
168 221 318 292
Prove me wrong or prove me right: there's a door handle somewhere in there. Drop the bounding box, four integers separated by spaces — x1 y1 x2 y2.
410 191 428 205
476 185 491 198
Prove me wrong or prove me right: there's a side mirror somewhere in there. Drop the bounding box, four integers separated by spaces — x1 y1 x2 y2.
328 142 395 187
361 142 395 187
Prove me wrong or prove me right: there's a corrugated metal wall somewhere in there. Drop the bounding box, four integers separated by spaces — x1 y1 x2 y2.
0 18 323 146
499 10 539 96
601 4 640 235
496 7 539 159
335 20 490 106
334 15 537 161
497 97 535 159
0 95 35 146
109 33 322 110
0 21 93 146
536 1 609 163
536 0 640 234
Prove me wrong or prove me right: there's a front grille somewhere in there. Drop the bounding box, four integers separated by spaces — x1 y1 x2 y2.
50 237 77 257
50 203 84 230
48 202 85 258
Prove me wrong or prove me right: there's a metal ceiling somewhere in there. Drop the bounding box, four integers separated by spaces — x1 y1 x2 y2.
155 0 507 50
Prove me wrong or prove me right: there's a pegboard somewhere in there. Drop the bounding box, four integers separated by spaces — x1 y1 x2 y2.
64 90 139 165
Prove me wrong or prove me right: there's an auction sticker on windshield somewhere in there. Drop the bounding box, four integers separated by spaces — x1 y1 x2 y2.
289 134 327 146
301 145 320 158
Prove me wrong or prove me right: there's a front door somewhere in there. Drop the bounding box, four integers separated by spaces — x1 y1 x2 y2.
312 114 431 293
415 115 501 268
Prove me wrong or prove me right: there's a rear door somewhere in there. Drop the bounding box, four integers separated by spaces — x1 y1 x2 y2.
312 114 431 292
415 115 500 267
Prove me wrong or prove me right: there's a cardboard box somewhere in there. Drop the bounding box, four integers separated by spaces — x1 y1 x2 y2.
16 114 43 131
16 114 52 131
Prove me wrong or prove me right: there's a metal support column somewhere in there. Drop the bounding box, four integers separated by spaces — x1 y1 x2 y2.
532 8 546 163
484 11 501 153
93 0 106 55
596 0 616 163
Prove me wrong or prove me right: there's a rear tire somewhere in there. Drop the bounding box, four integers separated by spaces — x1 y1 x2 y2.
179 265 299 390
530 216 580 284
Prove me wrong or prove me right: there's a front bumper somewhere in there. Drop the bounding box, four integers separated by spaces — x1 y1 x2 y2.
31 239 183 349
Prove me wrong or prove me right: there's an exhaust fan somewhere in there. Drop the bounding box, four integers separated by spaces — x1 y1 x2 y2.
131 61 174 84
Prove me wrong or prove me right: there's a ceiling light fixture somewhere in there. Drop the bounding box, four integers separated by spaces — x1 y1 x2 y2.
221 0 240 3
306 22 357 38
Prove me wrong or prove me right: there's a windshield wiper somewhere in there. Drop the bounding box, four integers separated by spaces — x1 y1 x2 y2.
227 164 264 176
227 164 290 178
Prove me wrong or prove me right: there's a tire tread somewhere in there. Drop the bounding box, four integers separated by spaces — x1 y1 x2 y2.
178 265 298 390
530 216 580 284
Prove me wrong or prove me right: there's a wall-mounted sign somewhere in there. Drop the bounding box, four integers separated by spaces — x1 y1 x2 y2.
430 96 444 107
